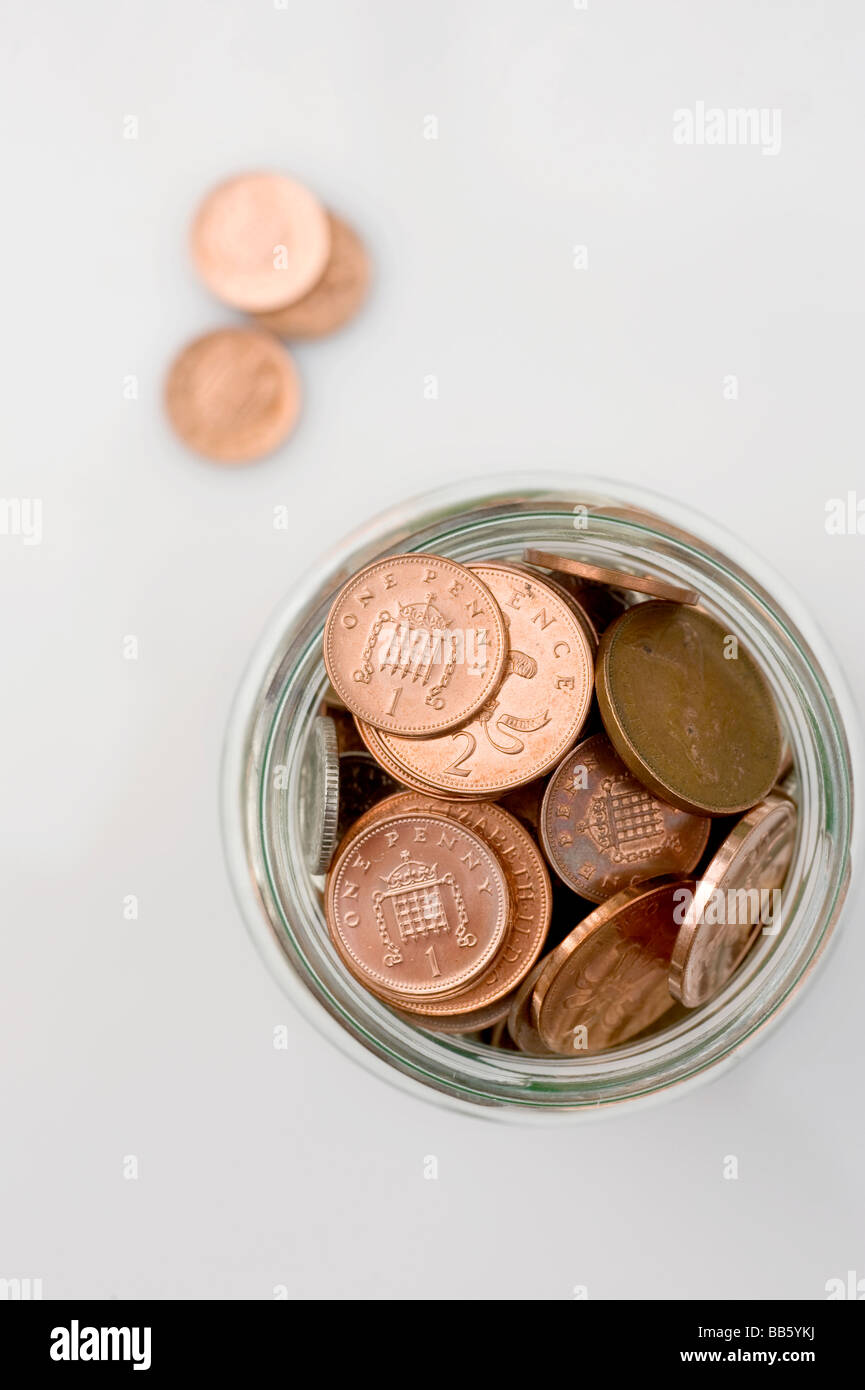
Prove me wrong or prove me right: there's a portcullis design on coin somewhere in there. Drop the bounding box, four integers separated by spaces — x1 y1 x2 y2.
323 554 508 738
325 813 509 999
540 732 710 903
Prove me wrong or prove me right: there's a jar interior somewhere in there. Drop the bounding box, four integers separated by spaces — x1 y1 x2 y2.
242 491 852 1113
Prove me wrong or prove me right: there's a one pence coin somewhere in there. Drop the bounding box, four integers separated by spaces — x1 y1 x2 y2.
164 328 301 462
190 172 331 312
345 792 551 1016
596 602 784 817
254 214 370 338
532 877 687 1054
524 549 699 606
323 554 508 738
325 813 509 999
540 732 710 903
365 563 594 796
669 793 797 1008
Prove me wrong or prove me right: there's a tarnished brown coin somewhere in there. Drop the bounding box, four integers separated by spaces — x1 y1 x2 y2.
325 812 509 999
596 602 784 817
532 877 687 1054
365 563 593 796
670 793 797 1008
540 732 710 902
323 555 508 738
254 214 370 338
190 172 331 312
344 792 551 1016
336 752 399 842
506 959 559 1056
164 328 301 462
524 549 699 606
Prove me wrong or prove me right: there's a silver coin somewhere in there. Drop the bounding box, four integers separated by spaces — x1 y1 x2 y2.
299 715 340 875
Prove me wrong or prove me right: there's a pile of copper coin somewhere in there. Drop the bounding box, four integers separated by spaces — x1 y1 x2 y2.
165 171 370 463
301 548 797 1056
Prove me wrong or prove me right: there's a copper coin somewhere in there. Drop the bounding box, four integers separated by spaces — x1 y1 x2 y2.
532 877 687 1054
164 328 301 462
365 563 594 796
540 732 710 903
506 959 560 1056
190 172 331 312
323 554 508 738
400 993 515 1034
596 602 784 817
669 793 797 1008
325 812 509 999
506 560 599 653
344 792 551 1016
254 214 370 338
524 549 699 606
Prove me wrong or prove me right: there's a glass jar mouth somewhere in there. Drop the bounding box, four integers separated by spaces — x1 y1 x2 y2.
222 473 858 1118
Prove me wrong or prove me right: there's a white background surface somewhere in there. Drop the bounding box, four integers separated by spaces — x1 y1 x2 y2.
2 0 863 1299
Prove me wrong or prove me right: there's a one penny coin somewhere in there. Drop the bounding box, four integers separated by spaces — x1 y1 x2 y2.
540 732 710 903
532 877 687 1054
190 172 331 312
669 793 797 1008
524 549 699 606
325 813 509 999
595 602 784 817
323 555 508 738
254 214 370 338
164 328 301 462
364 562 594 796
345 792 551 1016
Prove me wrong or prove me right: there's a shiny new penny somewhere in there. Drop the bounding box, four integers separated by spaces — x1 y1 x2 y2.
164 328 301 462
532 877 687 1054
323 555 508 738
345 792 551 1016
596 602 784 817
670 793 797 1008
325 813 509 999
190 172 331 312
365 563 594 796
524 549 699 606
254 214 370 338
540 733 710 903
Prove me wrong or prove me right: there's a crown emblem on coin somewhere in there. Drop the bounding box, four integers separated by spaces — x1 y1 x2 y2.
582 777 666 862
373 850 468 945
395 593 451 633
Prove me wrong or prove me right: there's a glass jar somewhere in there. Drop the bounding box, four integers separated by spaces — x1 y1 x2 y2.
221 474 857 1117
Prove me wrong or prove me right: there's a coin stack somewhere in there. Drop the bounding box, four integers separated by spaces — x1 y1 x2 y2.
300 549 796 1056
165 172 371 463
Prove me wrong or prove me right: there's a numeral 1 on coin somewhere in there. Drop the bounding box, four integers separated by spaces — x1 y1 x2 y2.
386 688 402 716
425 946 441 977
